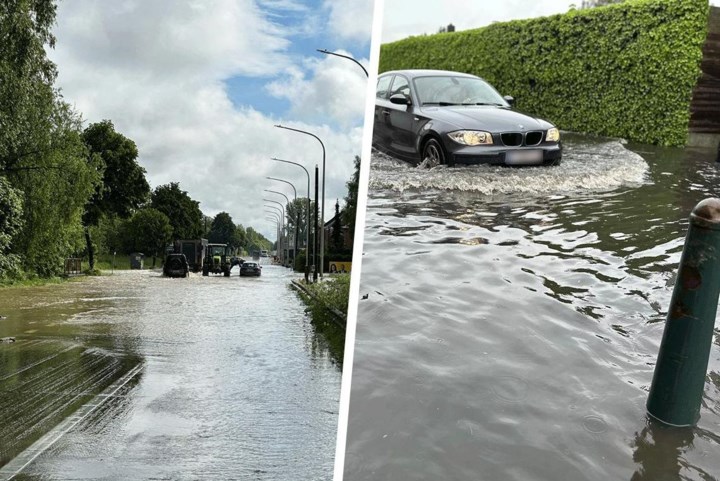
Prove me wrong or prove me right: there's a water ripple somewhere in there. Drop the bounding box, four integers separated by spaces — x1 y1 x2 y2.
346 136 720 481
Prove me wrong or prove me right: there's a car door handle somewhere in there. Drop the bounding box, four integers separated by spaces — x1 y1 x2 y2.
382 110 391 115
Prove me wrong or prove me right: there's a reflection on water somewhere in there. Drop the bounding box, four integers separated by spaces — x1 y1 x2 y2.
0 263 340 480
345 136 720 480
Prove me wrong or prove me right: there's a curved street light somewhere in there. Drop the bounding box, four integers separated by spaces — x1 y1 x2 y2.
267 177 299 268
264 199 287 265
265 189 295 265
264 206 284 263
316 48 368 77
264 217 282 262
273 126 326 277
271 157 312 275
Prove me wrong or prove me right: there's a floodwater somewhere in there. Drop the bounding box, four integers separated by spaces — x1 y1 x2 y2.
0 263 341 480
345 135 720 480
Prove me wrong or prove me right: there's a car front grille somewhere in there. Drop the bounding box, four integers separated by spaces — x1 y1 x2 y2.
525 131 543 146
501 133 523 146
501 131 544 147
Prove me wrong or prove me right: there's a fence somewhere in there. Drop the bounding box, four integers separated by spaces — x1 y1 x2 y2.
64 258 82 276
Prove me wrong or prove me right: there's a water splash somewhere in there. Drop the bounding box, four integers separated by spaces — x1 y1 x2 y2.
370 136 649 195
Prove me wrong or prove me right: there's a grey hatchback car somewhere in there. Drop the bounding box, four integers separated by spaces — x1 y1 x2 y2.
374 69 562 167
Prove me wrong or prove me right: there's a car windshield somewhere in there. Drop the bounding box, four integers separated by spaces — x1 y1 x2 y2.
414 76 508 106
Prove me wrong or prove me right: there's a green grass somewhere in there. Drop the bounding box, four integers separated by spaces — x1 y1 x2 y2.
293 274 350 367
93 254 133 271
0 276 69 288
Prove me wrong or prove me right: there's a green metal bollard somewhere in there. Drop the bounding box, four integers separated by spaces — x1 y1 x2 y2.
647 198 720 426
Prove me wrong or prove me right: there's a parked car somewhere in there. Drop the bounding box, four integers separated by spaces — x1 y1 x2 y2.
240 262 262 277
163 253 189 278
374 69 562 167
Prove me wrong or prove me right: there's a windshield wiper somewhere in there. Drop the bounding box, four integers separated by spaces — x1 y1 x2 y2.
461 102 505 106
422 101 461 106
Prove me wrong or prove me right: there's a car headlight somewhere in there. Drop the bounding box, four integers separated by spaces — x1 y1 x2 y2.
546 128 560 142
448 130 494 146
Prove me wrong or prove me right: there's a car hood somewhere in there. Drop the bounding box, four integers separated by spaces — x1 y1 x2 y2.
419 105 553 132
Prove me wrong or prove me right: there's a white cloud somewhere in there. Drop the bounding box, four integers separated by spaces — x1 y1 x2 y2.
49 0 367 239
324 0 375 43
265 52 369 128
382 0 578 43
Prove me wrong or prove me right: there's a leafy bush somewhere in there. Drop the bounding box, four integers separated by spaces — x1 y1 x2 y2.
0 177 23 280
305 274 351 318
379 0 708 146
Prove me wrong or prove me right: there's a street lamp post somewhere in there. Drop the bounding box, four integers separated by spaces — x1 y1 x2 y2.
264 189 293 267
273 126 326 278
271 158 312 280
264 200 286 264
264 216 281 263
316 49 369 77
264 209 283 263
267 177 299 271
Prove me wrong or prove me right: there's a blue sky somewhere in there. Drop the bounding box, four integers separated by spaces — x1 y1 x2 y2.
49 0 374 239
226 0 370 117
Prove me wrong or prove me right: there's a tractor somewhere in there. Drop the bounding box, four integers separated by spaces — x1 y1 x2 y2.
202 243 232 277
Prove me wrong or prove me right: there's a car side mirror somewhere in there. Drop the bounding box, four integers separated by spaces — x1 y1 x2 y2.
503 95 515 106
389 94 411 106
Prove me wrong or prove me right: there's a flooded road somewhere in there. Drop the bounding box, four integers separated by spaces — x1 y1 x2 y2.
0 263 340 480
345 136 720 480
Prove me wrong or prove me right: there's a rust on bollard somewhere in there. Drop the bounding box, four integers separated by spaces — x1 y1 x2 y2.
647 197 720 426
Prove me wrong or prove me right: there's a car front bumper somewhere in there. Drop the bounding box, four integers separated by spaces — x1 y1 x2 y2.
165 269 187 277
449 143 562 166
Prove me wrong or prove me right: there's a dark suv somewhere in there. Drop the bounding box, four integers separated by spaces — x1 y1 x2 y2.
163 253 190 278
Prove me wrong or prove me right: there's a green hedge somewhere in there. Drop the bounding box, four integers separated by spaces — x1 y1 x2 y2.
379 0 708 146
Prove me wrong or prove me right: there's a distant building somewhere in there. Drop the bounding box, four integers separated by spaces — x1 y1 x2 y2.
324 200 353 252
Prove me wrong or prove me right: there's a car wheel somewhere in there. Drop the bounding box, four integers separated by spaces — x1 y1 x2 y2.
421 138 446 168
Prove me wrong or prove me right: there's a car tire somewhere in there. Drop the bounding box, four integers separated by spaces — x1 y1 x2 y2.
421 138 448 168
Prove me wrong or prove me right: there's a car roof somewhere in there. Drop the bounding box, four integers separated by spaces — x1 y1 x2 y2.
380 69 482 80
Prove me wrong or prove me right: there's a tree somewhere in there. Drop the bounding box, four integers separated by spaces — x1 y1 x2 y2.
245 226 272 254
8 101 100 277
123 208 172 267
82 120 150 269
208 212 237 247
331 200 343 253
150 182 203 240
234 224 248 252
0 177 23 278
201 214 213 238
1 2 102 278
286 198 315 251
342 155 360 240
0 0 58 173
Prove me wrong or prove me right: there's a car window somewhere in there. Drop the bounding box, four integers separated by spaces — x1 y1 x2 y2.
413 76 508 106
376 75 393 99
389 75 410 98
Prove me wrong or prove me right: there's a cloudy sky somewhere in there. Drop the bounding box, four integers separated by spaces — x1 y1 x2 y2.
382 0 720 43
50 0 374 239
